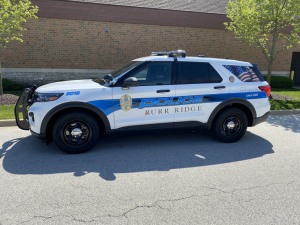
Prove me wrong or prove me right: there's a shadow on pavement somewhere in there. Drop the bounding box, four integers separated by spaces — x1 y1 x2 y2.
1 131 274 181
266 115 300 133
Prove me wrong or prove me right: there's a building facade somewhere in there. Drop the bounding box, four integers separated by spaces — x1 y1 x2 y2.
1 0 298 85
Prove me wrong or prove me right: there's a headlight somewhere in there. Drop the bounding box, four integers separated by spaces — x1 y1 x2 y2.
33 93 64 102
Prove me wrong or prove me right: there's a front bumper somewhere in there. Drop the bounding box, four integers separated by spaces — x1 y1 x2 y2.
30 129 46 142
252 111 270 126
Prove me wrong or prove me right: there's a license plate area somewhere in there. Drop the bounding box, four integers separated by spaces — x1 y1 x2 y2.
14 88 31 130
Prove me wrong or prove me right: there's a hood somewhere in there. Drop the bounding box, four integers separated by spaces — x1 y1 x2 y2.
36 80 103 93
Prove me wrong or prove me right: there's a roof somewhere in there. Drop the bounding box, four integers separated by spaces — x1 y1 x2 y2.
133 56 251 66
60 0 230 14
33 0 231 30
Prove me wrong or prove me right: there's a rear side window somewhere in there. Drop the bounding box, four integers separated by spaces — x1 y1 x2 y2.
179 62 209 84
209 65 223 83
178 63 223 84
223 65 264 82
251 64 265 81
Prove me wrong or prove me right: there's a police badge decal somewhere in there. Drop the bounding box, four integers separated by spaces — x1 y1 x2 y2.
120 95 132 111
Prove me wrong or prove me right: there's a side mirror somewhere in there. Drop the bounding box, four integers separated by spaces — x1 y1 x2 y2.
104 74 113 83
123 77 138 89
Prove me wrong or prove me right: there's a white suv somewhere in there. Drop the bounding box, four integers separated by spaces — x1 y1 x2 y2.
15 50 271 154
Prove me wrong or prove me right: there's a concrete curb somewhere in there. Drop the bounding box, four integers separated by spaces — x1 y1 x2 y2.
0 110 299 127
270 109 300 116
0 119 16 127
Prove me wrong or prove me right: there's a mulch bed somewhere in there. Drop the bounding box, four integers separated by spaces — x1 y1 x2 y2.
270 93 297 100
0 94 19 106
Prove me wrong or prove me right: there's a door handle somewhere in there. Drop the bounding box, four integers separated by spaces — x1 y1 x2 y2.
214 86 226 89
157 89 170 93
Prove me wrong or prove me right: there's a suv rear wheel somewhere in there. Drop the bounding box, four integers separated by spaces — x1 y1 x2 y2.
212 107 248 143
53 112 100 154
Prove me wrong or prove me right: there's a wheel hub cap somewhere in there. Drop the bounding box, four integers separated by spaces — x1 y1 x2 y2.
227 121 235 129
71 128 82 138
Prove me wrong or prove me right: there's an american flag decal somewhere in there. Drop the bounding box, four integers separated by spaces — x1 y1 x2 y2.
245 67 260 82
223 65 259 82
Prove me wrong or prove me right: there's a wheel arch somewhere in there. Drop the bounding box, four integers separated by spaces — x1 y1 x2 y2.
41 102 112 144
208 98 257 127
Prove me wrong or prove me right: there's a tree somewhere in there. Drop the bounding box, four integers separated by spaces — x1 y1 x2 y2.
225 0 300 84
0 0 38 95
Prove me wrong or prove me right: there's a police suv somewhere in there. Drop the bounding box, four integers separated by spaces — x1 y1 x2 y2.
15 50 271 154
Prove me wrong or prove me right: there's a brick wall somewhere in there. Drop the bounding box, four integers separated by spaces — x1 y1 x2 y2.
0 17 299 71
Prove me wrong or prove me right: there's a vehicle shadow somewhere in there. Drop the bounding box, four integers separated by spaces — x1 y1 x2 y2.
1 131 274 181
266 115 300 133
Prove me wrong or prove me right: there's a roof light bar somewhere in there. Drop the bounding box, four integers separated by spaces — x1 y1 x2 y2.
150 50 186 58
150 51 169 56
168 50 186 58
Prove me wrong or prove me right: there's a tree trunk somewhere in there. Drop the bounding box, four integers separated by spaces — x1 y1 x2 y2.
267 60 273 85
0 61 3 95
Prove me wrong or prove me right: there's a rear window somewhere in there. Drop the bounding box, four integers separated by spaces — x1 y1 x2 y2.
223 65 264 82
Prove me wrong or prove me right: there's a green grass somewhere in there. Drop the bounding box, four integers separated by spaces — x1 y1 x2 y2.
3 90 23 97
269 88 300 110
270 99 300 110
0 105 15 120
271 88 300 100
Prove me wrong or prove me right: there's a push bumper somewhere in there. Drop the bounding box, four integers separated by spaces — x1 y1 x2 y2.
15 85 37 130
30 129 46 142
252 111 270 126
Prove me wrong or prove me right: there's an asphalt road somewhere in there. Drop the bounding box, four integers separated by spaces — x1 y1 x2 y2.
0 115 300 225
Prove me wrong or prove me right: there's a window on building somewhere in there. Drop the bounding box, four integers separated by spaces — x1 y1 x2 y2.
131 62 172 86
223 65 264 82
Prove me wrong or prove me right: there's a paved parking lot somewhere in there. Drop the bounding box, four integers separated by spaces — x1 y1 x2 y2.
0 115 300 224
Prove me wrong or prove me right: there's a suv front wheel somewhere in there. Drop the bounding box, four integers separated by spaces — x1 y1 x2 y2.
53 112 100 154
212 107 248 143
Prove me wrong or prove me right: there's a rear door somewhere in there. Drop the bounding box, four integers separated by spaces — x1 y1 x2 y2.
174 60 230 125
113 62 176 129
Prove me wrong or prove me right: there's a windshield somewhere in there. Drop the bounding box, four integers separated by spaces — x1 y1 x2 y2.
111 61 143 79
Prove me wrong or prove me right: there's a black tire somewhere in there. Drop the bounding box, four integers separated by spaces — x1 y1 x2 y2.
52 112 100 154
212 107 248 143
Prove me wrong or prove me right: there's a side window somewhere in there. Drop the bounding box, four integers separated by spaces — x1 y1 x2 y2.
131 62 172 86
179 62 209 84
209 64 223 83
223 65 263 82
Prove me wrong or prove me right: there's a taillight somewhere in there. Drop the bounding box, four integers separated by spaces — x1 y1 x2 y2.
258 86 271 97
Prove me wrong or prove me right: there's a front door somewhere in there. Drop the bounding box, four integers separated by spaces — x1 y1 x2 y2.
174 61 230 125
291 52 300 85
113 62 176 130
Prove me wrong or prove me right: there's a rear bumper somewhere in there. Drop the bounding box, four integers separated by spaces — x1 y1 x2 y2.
30 129 46 142
252 111 270 126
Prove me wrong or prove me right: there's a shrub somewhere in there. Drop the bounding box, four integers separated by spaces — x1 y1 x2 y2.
2 78 26 91
263 76 294 89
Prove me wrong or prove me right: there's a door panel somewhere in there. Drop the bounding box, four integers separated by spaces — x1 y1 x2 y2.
113 86 175 129
174 61 231 124
112 62 176 129
174 84 229 123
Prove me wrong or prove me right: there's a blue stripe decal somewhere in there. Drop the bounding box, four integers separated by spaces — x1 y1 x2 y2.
88 92 267 116
88 99 115 116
